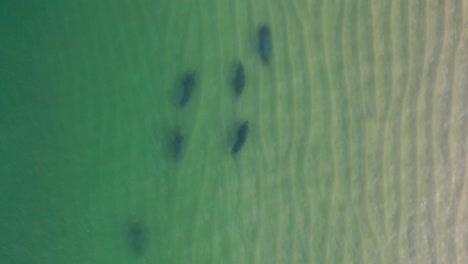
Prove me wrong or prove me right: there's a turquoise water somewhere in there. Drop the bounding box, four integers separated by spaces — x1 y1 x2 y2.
1 1 467 263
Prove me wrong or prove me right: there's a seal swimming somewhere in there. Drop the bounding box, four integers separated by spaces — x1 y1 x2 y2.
231 121 249 156
258 25 271 64
179 72 196 107
171 128 184 161
233 62 245 96
127 221 147 256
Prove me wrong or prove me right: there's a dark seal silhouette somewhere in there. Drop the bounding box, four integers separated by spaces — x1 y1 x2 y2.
258 25 271 64
127 221 147 256
233 62 245 96
171 128 184 161
179 72 196 107
231 121 249 156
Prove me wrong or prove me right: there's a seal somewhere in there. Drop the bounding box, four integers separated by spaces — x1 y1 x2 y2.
179 72 196 107
258 25 271 64
233 62 245 96
231 121 249 156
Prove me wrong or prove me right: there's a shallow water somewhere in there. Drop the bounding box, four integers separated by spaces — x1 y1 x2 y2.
0 0 467 263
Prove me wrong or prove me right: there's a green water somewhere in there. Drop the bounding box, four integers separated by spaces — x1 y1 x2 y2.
1 0 467 263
